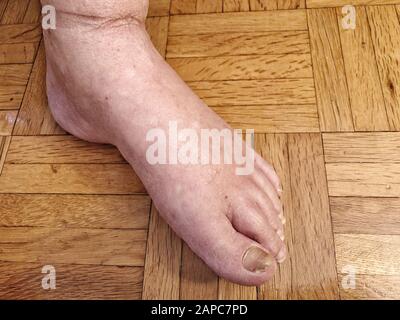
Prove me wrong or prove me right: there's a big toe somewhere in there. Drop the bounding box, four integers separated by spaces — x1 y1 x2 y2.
189 217 278 286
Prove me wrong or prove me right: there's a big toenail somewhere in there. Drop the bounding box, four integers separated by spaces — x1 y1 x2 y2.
243 246 274 273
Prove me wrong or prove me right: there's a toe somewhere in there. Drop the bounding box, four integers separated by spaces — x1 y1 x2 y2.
190 216 278 286
255 155 282 194
232 206 286 262
252 174 284 229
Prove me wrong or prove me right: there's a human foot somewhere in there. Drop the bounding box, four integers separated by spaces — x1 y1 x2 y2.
42 0 287 285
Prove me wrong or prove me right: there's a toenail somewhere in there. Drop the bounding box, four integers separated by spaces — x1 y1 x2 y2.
277 229 285 241
242 246 275 273
279 213 286 225
277 187 283 197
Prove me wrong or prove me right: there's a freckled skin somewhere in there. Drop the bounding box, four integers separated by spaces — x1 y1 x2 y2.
41 0 287 285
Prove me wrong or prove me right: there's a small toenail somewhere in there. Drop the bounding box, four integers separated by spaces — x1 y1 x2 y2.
277 187 283 197
242 246 274 273
279 213 286 225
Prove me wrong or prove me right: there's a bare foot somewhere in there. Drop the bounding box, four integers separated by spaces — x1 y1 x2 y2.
42 0 287 285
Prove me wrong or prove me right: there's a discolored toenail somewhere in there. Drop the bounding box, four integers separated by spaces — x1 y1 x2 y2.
277 229 285 241
243 246 275 273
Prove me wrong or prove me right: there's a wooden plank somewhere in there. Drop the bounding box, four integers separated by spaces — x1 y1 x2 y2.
335 234 400 276
331 197 400 235
0 110 17 135
196 0 223 13
169 10 308 36
190 78 316 106
0 64 31 85
180 244 218 300
23 0 41 23
224 0 250 12
307 8 354 132
0 42 38 64
0 164 146 194
148 0 170 17
167 31 310 58
0 64 32 110
307 0 400 8
168 54 313 81
0 194 150 229
339 274 400 300
326 163 400 197
0 23 42 44
323 133 400 163
249 0 305 10
218 279 257 299
257 134 339 299
142 206 182 299
212 104 319 133
0 0 30 24
13 41 64 135
367 5 400 130
170 0 197 15
337 6 390 131
0 262 143 300
256 134 294 300
0 227 147 266
0 135 11 175
0 0 9 20
6 135 126 164
145 16 169 56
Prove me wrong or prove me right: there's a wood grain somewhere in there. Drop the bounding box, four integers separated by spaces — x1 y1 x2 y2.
6 135 125 164
326 163 400 197
168 54 313 81
331 197 400 235
0 164 146 194
212 104 319 133
0 0 30 24
308 8 354 132
180 244 218 300
335 234 400 276
169 10 308 36
367 5 400 130
13 41 64 135
142 206 182 299
167 31 310 58
0 64 32 110
196 0 223 13
0 194 150 229
337 6 390 131
224 0 250 12
307 0 400 8
148 0 170 17
0 135 11 175
170 0 197 15
0 42 38 64
146 16 169 56
190 79 316 106
0 24 42 44
339 274 400 300
0 227 147 266
323 132 400 163
0 262 143 300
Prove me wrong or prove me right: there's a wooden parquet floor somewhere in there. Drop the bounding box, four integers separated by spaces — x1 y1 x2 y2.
0 0 400 300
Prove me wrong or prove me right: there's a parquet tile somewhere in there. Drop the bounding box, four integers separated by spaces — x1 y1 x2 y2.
1 0 399 300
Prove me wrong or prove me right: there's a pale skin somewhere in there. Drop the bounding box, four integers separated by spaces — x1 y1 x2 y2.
41 0 287 285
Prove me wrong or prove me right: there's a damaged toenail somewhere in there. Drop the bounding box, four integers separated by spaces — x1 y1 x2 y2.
243 246 274 273
277 230 285 241
279 213 286 225
277 187 283 197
